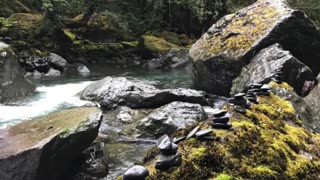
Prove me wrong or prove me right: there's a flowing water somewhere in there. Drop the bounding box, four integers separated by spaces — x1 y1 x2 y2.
0 65 192 129
0 65 192 179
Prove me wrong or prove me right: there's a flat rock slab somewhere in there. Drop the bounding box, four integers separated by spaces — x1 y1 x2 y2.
0 107 102 180
80 76 210 110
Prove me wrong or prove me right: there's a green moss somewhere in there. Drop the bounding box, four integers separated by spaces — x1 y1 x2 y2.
269 81 294 91
193 1 286 60
63 28 76 41
120 41 139 48
212 173 233 180
141 35 180 54
250 166 278 179
6 13 42 29
145 92 320 179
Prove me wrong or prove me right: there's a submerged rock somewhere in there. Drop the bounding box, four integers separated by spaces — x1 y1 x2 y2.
136 102 207 138
189 0 320 96
80 76 210 110
73 141 109 179
232 44 315 96
0 107 102 180
0 42 35 102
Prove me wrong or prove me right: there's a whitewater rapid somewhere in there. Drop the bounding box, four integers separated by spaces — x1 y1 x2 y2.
0 81 93 129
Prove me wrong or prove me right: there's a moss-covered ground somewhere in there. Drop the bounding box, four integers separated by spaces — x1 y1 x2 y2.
143 91 320 179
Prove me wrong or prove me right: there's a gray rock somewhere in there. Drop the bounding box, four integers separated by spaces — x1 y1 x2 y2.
186 126 201 139
80 77 210 110
157 134 172 152
48 53 68 71
189 0 320 96
195 129 213 138
0 42 35 103
232 44 315 96
123 165 149 180
155 151 182 170
45 68 61 76
136 102 207 138
77 64 90 74
0 107 102 180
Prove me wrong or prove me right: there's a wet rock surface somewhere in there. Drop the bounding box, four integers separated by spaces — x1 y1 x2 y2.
123 165 149 180
0 107 102 180
80 76 210 110
0 42 35 102
136 102 207 138
189 0 320 96
232 44 315 96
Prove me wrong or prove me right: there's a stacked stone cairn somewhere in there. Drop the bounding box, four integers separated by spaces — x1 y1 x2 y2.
123 165 149 180
272 69 283 83
211 110 232 130
155 134 182 170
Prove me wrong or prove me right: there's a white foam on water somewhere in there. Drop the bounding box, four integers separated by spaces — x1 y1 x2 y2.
0 81 93 129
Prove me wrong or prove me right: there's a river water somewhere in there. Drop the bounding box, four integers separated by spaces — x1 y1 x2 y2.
0 65 192 129
0 65 192 179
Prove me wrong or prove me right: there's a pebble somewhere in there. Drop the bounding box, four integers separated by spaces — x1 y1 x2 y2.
186 126 200 139
260 84 272 91
173 136 186 144
212 109 228 117
212 114 230 124
155 152 182 170
157 134 172 152
212 122 232 130
199 136 215 141
195 129 213 138
234 105 246 114
234 93 246 99
123 165 149 180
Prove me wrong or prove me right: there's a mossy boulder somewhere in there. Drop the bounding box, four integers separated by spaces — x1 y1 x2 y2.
0 107 102 180
140 35 180 58
189 0 320 96
0 42 35 102
144 93 320 179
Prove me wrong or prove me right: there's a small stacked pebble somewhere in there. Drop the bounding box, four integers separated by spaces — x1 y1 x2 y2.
271 69 283 83
155 134 182 170
246 83 263 104
211 110 232 130
123 165 149 180
185 126 214 140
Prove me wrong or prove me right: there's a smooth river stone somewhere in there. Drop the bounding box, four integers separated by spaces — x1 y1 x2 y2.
212 115 230 124
195 129 213 138
173 136 186 144
212 109 228 117
186 126 200 139
155 152 182 170
123 165 149 180
157 134 172 152
212 122 232 130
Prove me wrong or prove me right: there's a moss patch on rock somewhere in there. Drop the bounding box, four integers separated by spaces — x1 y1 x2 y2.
140 35 180 54
192 0 286 61
144 93 320 179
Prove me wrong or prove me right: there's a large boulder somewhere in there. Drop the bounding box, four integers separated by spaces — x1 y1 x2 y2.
0 42 35 102
189 0 320 96
304 74 320 131
0 107 102 180
136 102 207 138
231 44 315 96
269 82 320 132
80 76 210 110
48 53 68 71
